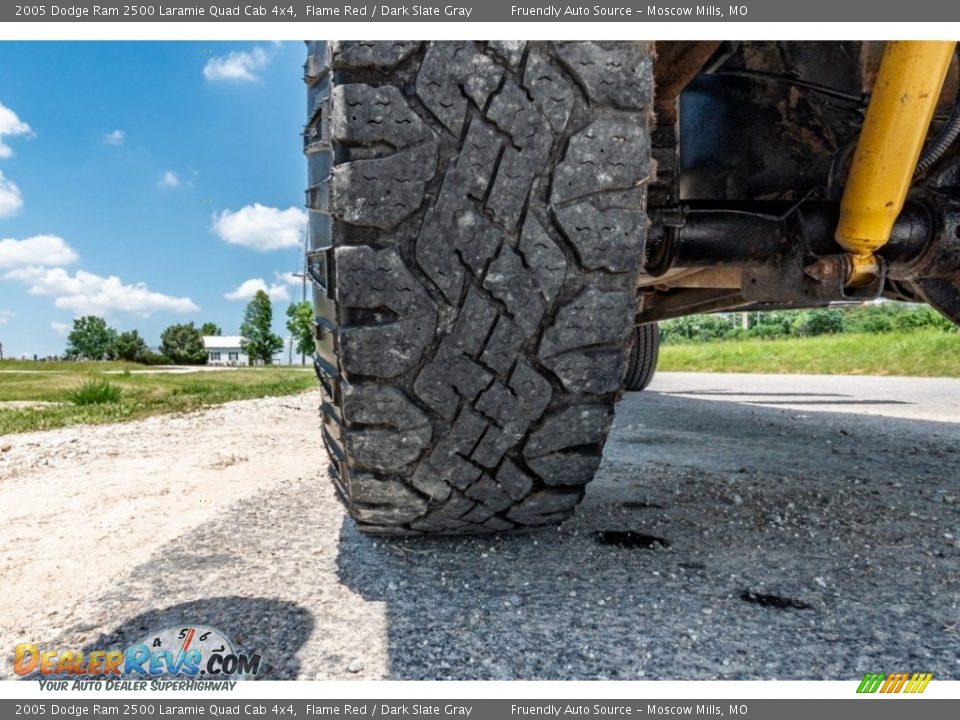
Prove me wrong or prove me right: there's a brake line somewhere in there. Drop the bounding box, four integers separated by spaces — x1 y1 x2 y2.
915 46 960 177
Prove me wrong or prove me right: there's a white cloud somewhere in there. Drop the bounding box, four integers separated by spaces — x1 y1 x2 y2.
274 271 301 285
0 171 23 218
225 278 289 303
203 47 270 83
0 102 32 158
104 129 125 146
212 204 306 251
51 321 69 336
0 309 13 325
5 266 200 317
158 171 180 189
0 235 79 269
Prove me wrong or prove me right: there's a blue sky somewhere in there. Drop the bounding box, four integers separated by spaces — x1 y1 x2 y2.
0 41 309 358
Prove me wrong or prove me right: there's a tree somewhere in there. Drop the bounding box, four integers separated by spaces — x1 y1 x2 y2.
65 316 117 360
200 322 222 336
115 330 149 362
285 301 314 364
160 322 207 365
240 290 283 365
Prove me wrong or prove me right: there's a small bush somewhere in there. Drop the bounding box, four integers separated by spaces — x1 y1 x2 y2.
139 352 171 366
892 305 956 332
64 378 123 406
850 312 894 334
793 308 846 336
746 323 789 340
747 311 794 340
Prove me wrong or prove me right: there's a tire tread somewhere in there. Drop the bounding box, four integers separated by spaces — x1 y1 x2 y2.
304 41 654 533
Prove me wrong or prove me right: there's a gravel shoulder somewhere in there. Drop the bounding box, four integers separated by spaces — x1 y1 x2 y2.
1 374 957 680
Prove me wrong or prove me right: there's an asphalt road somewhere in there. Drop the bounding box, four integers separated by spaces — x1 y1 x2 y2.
2 373 958 680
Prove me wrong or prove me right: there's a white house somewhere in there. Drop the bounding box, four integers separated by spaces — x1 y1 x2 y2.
203 336 286 366
203 336 247 366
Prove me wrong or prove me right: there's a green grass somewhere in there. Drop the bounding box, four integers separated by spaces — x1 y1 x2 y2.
0 361 316 434
658 329 960 377
63 378 124 406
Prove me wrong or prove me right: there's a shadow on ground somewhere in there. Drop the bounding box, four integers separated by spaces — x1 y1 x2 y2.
78 598 314 680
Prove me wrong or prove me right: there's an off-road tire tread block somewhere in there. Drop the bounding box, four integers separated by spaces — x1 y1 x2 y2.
305 41 653 534
624 323 660 392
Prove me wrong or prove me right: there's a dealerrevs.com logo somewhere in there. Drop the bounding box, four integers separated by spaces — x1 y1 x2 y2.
15 626 261 690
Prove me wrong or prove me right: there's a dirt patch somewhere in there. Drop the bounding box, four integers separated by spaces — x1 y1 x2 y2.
0 390 328 673
0 400 62 410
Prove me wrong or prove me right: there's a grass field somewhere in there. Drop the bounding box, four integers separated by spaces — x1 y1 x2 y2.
3 330 956 435
0 361 316 435
658 329 960 377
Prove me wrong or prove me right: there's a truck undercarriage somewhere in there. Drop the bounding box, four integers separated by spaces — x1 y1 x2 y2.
642 41 960 327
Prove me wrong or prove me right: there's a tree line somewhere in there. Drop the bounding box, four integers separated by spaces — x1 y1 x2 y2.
63 289 316 365
660 303 956 344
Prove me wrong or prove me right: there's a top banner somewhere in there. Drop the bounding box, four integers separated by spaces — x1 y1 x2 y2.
6 1 960 23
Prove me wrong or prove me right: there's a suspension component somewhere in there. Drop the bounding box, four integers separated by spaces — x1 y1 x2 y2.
835 41 956 286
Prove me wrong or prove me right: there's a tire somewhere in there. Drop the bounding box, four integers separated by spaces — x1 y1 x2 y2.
624 323 660 392
303 41 653 534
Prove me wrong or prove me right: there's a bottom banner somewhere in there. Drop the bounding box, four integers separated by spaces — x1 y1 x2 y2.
2 699 957 720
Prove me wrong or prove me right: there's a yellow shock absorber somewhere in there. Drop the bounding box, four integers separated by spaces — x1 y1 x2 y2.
836 41 956 287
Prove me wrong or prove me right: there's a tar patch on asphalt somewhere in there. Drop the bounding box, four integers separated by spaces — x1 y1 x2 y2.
740 590 812 610
618 501 665 510
593 530 670 549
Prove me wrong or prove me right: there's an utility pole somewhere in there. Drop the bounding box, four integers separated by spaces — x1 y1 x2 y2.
284 269 310 367
292 248 309 365
301 247 308 365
